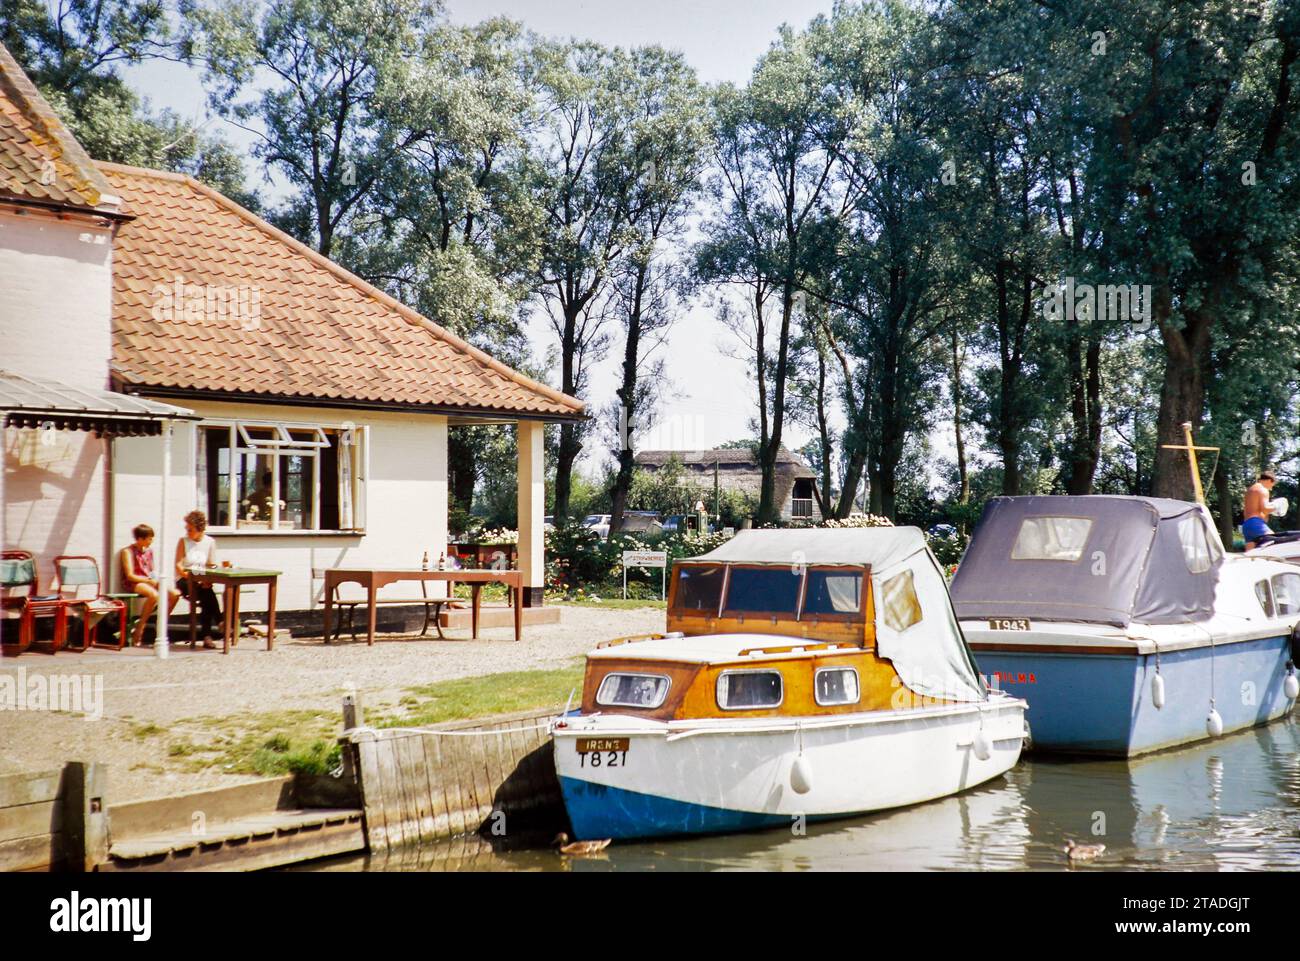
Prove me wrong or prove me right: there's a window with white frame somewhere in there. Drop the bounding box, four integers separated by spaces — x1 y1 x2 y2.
195 421 367 532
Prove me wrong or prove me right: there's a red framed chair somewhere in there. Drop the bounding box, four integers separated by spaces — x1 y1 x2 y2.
52 556 127 652
1 550 65 655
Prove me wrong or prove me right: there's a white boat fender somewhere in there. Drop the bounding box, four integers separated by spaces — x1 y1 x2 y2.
1285 671 1299 701
1151 673 1166 710
790 755 814 795
1206 708 1223 738
973 730 992 761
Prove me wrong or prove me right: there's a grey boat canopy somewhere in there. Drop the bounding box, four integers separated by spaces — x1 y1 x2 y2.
950 495 1224 628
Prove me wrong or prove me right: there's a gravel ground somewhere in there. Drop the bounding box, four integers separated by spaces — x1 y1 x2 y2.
0 604 665 802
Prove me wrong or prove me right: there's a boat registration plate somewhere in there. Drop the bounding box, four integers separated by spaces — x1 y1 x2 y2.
575 738 630 768
988 618 1031 631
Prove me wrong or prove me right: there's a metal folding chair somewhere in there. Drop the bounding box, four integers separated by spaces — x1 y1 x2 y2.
53 556 127 652
1 550 64 655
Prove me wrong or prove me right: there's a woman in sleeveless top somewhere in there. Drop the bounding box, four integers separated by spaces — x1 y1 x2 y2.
174 510 222 648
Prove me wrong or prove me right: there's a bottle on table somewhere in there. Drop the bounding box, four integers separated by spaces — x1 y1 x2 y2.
437 552 446 571
421 551 429 571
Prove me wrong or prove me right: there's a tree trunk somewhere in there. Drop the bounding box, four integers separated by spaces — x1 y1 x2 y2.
553 421 581 522
949 325 969 507
1152 306 1211 500
609 264 647 535
447 430 478 524
552 301 583 522
1214 460 1235 545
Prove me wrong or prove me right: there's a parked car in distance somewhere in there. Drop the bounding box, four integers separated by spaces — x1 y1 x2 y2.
584 514 611 538
619 511 664 535
928 523 958 539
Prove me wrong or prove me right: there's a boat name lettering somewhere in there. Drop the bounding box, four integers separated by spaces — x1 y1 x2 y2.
576 738 630 753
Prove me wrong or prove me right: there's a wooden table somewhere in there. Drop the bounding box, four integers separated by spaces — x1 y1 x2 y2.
321 568 523 645
185 567 281 654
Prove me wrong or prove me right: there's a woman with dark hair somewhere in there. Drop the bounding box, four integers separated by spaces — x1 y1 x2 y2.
119 523 181 645
175 510 221 648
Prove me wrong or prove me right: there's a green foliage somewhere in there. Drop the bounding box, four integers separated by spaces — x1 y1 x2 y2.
2 0 259 205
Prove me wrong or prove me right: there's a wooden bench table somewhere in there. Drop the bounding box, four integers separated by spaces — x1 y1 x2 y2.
320 568 523 645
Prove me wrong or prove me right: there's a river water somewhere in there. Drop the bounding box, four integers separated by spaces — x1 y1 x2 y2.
306 716 1300 872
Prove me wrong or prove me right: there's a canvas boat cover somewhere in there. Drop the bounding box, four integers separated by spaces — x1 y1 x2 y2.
950 495 1223 628
695 528 986 702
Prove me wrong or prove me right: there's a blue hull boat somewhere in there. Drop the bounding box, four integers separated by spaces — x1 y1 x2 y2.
952 496 1300 757
972 633 1294 755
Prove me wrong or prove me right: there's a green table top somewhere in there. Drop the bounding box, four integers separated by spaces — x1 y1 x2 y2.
186 567 283 579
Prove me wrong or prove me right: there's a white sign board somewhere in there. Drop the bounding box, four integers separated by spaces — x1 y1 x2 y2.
622 550 669 600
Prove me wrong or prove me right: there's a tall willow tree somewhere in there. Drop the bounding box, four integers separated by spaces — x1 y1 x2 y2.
187 0 443 256
696 28 846 523
605 49 710 535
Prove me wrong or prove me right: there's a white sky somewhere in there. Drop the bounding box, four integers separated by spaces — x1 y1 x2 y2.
121 0 842 471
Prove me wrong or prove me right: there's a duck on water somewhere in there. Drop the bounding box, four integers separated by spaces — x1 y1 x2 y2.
551 527 1028 842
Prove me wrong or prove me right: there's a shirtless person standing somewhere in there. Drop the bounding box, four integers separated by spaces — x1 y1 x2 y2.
1243 470 1278 549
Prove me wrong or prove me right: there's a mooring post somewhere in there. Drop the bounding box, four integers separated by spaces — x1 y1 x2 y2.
61 761 109 872
343 692 363 731
341 693 364 782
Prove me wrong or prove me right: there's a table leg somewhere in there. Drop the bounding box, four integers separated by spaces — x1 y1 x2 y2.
367 581 377 646
472 584 481 640
188 578 198 647
513 583 522 641
225 583 240 655
267 578 277 651
322 576 334 645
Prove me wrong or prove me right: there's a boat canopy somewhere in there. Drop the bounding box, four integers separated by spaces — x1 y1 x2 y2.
950 496 1224 628
694 528 987 702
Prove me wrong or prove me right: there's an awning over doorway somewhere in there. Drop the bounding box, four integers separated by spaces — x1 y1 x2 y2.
0 370 196 436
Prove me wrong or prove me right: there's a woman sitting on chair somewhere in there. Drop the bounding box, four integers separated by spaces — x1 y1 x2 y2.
175 510 222 649
119 523 181 646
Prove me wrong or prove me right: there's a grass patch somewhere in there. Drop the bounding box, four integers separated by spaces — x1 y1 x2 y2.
378 663 585 728
553 597 667 610
143 664 586 779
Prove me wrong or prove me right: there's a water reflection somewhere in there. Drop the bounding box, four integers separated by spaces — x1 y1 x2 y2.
303 717 1300 872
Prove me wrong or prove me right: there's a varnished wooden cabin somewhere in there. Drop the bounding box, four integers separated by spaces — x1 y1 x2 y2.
579 529 987 722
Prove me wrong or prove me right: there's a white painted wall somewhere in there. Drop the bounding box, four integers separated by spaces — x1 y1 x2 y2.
111 398 449 613
0 209 115 580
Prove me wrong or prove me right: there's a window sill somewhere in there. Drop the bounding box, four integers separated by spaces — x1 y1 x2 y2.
210 529 366 538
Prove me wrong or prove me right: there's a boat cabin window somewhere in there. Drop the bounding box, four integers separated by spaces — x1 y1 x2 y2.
1256 579 1275 618
803 568 864 618
1272 573 1300 616
596 673 671 709
880 569 923 632
1178 515 1214 574
723 566 802 616
716 670 784 710
1010 516 1092 561
814 667 860 706
674 564 726 614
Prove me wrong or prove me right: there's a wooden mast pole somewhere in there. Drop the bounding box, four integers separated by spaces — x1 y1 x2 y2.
1160 420 1218 506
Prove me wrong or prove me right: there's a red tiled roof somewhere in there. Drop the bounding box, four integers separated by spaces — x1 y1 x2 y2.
0 42 122 215
99 163 583 420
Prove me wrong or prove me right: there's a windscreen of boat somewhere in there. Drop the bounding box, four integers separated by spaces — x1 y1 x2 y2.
672 564 726 614
722 566 802 615
951 496 1221 627
803 568 864 618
